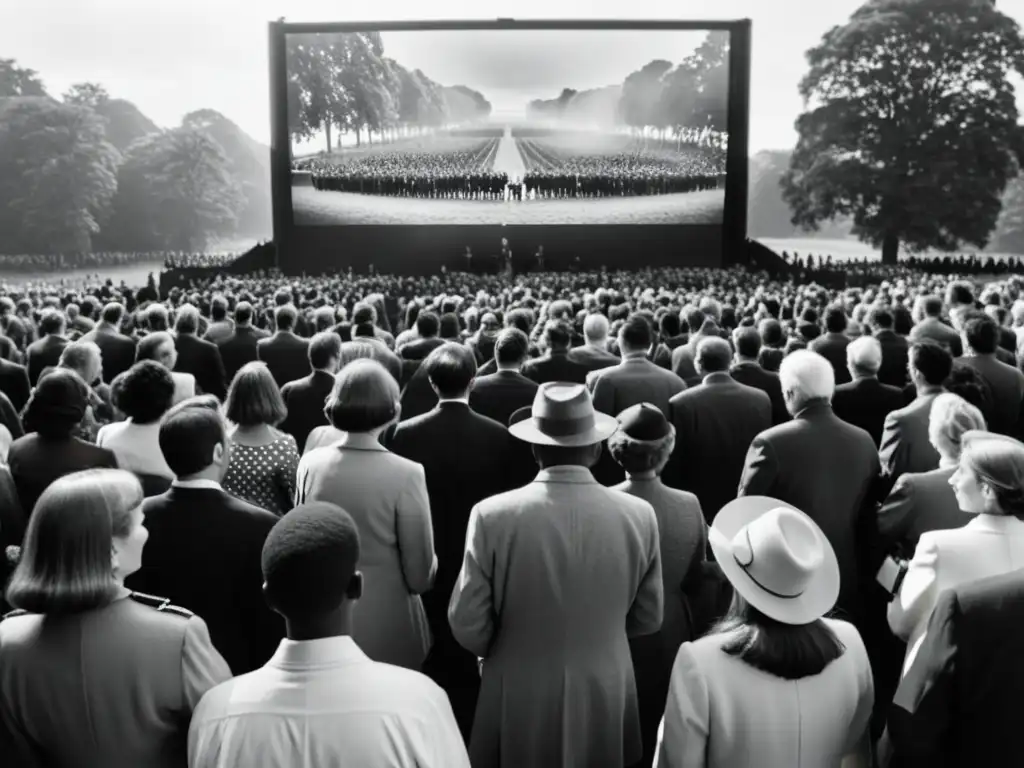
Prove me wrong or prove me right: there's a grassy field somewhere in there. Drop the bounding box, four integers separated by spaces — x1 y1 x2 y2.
758 237 1024 264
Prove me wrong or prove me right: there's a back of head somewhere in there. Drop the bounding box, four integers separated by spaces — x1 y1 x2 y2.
326 359 399 432
494 328 529 367
779 350 834 408
146 304 169 332
235 301 254 326
758 318 785 348
59 340 102 384
23 368 88 437
945 363 993 419
583 313 609 343
962 311 999 355
869 307 894 332
505 308 533 335
274 304 297 332
38 308 65 337
543 319 572 352
416 311 440 338
424 342 476 398
696 337 732 374
734 327 762 359
439 313 461 340
159 396 227 477
619 314 653 354
947 281 974 307
922 295 944 318
135 331 172 363
101 301 124 326
210 295 229 321
115 360 176 425
308 331 342 370
262 502 361 621
846 336 882 376
960 431 1024 517
824 306 847 334
909 340 953 387
351 302 376 326
225 361 287 427
929 393 986 461
174 304 200 335
659 312 681 339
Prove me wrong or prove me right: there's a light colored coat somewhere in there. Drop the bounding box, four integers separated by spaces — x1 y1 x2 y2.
449 465 663 768
654 619 874 768
889 514 1024 673
296 432 436 669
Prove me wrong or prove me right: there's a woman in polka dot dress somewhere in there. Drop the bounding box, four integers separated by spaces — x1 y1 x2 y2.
221 362 299 515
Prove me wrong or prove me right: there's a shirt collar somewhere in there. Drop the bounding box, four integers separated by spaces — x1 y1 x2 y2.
333 431 388 451
438 397 469 406
534 465 598 484
172 478 222 490
268 635 368 670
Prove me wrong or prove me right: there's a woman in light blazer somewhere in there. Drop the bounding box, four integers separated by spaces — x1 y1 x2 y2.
655 496 874 768
889 430 1024 674
295 359 436 669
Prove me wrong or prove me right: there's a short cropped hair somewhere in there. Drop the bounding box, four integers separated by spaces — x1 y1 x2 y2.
174 304 200 335
59 340 102 383
824 307 847 334
929 393 987 461
210 296 229 321
235 301 254 325
734 327 763 359
416 311 440 338
869 307 894 331
583 313 610 342
325 359 399 432
38 309 65 336
274 305 297 332
114 361 176 424
423 343 477 398
494 328 529 366
909 340 953 386
620 314 653 352
101 302 125 325
696 337 732 374
846 336 882 375
135 331 173 364
779 350 834 402
351 303 376 326
922 295 944 317
963 311 999 355
159 397 227 477
6 470 143 614
543 320 572 351
308 331 341 370
225 362 287 427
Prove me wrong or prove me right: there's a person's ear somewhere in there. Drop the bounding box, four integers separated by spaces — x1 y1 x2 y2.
347 572 363 601
212 441 225 465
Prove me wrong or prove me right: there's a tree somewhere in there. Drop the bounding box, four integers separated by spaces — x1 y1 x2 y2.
782 0 1024 264
107 127 244 251
63 82 109 109
0 59 47 98
618 60 673 138
690 32 730 133
0 98 119 253
992 173 1024 253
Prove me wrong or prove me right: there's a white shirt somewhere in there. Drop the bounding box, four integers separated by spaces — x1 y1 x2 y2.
97 420 174 478
188 636 469 768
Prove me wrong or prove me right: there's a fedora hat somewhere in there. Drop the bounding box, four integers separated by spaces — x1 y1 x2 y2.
508 382 617 447
709 496 839 626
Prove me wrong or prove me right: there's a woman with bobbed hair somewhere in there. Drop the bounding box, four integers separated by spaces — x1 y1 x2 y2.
296 359 436 669
877 393 988 560
889 430 1024 674
97 361 176 483
221 361 299 515
0 469 230 767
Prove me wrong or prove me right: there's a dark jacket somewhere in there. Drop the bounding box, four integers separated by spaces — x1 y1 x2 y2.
80 324 137 384
257 331 311 389
909 317 963 358
730 361 789 426
521 350 590 385
876 466 964 562
876 330 910 389
878 391 943 487
26 335 68 387
126 485 284 675
399 336 445 361
217 325 269 384
567 344 620 374
468 369 539 428
832 377 906 447
809 332 853 385
955 354 1024 438
173 333 227 401
8 434 117 517
279 370 335 451
0 358 31 415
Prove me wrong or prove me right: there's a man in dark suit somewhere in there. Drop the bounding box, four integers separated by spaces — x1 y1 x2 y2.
738 350 880 623
879 340 952 487
665 337 771 523
172 304 227 401
568 313 620 374
521 320 589 385
126 397 283 675
883 571 1024 767
809 306 853 385
909 294 963 357
0 355 31 414
388 343 517 737
956 311 1024 438
255 305 310 389
398 311 446 361
832 336 906 447
217 302 268 383
26 309 69 387
871 307 911 389
730 327 789 426
670 309 708 383
280 331 340 452
469 328 538 428
80 302 137 385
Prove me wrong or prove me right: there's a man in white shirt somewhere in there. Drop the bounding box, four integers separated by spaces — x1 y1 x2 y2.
188 501 470 768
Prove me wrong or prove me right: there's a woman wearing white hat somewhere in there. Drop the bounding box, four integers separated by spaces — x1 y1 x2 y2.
654 497 874 768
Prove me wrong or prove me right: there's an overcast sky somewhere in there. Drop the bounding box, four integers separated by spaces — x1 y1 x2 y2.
3 0 1024 153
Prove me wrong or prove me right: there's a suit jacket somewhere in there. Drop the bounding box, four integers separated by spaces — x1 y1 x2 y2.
876 330 911 389
521 350 589 385
738 401 881 621
0 593 230 768
670 343 698 382
257 331 311 388
8 434 118 515
879 392 942 486
173 333 227 401
955 354 1024 438
888 514 1024 673
217 326 268 383
278 370 335 451
885 570 1024 768
126 485 283 676
80 324 137 384
399 362 439 422
810 332 853 385
345 338 402 384
588 356 687 419
876 466 965 562
399 336 445 361
664 373 772 522
449 465 663 768
909 318 963 358
730 360 789 426
468 369 538 428
832 377 906 447
567 343 620 374
201 318 235 346
0 357 30 414
26 335 68 387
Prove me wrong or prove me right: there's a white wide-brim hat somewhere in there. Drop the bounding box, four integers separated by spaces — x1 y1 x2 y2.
710 496 840 626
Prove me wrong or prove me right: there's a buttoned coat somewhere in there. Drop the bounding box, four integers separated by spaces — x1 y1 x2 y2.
449 466 663 768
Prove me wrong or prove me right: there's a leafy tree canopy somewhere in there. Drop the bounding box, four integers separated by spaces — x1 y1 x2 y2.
0 58 47 98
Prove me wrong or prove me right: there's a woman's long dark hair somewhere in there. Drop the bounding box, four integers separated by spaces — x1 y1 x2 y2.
712 593 845 680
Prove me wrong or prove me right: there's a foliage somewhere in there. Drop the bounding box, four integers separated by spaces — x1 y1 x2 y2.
63 82 109 109
106 128 244 251
0 59 47 97
782 0 1024 263
0 98 119 254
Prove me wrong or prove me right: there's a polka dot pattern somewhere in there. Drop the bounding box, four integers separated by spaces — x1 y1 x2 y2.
222 434 299 515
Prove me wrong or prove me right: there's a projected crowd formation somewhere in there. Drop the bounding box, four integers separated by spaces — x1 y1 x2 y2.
286 28 730 226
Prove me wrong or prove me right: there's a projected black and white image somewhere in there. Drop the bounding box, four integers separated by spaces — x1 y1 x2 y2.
288 28 730 226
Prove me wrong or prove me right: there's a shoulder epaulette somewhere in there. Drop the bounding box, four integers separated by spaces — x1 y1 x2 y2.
1 609 28 621
128 592 194 618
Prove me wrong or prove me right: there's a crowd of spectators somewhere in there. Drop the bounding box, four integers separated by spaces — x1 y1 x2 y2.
1 260 1024 766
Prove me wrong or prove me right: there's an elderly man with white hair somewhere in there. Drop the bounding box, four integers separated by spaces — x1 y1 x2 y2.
568 312 619 373
738 350 881 623
831 337 906 447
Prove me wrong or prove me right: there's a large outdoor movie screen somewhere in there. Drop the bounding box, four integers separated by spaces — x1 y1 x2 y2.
287 27 730 227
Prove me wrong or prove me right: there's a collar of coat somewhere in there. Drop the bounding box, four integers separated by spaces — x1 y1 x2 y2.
534 466 598 484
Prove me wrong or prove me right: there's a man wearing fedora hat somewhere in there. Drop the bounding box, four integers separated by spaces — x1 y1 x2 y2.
449 382 663 768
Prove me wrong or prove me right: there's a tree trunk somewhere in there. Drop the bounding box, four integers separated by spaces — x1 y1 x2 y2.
881 231 899 265
354 127 361 147
325 121 332 153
